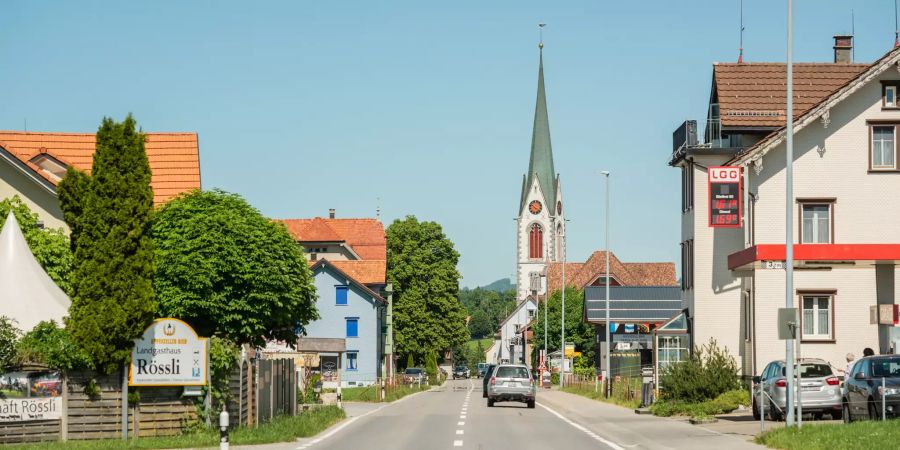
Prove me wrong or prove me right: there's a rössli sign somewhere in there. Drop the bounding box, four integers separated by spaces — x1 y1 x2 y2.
708 166 742 228
129 318 208 387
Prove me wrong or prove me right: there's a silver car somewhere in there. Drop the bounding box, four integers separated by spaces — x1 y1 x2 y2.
752 358 842 421
486 364 535 408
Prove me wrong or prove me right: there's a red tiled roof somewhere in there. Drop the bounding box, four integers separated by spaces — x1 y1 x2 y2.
280 218 386 260
328 260 386 285
547 251 677 293
0 131 201 204
713 63 867 127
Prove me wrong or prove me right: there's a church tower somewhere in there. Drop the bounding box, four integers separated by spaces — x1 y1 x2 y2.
516 42 565 302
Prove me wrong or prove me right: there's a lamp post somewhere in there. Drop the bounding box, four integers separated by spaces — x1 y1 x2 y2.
602 170 611 398
784 0 796 427
560 221 568 388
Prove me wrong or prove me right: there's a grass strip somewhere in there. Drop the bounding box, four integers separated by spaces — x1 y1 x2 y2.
340 383 429 403
560 383 641 409
1 405 345 449
756 420 900 450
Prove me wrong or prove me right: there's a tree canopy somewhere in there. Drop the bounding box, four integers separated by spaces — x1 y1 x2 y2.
458 287 516 339
387 216 468 360
0 197 73 295
152 189 318 346
530 287 595 364
60 115 157 374
0 317 20 370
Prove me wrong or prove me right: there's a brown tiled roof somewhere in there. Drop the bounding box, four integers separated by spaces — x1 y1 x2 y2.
0 131 201 204
713 63 867 127
547 251 677 294
280 218 386 261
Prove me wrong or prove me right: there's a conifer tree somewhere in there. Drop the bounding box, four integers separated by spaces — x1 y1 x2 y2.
61 115 157 374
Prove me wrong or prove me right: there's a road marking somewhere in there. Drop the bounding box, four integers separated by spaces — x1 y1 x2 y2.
460 415 466 419
458 421 465 426
537 403 627 450
456 429 464 435
453 440 463 447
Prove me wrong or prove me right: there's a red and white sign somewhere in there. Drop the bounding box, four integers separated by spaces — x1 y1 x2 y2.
708 166 742 228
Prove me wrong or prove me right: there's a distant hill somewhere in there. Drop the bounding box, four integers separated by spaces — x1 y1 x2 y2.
477 278 514 293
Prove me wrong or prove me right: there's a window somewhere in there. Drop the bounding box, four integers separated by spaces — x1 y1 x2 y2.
658 335 689 370
743 291 752 342
346 318 359 338
346 352 358 371
680 239 694 290
801 294 833 341
28 154 68 181
529 224 543 259
888 86 897 107
681 162 694 212
871 125 896 170
800 203 832 244
335 286 348 305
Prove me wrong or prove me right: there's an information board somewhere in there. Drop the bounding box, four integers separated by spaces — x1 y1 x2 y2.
129 318 208 387
708 166 742 228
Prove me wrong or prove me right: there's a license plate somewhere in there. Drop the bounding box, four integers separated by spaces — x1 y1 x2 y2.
507 382 518 387
802 386 818 392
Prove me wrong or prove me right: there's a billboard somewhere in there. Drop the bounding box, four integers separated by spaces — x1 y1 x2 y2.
708 166 742 228
129 318 208 387
0 371 63 422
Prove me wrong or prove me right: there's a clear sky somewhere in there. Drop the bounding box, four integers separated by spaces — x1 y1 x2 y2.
2 1 897 287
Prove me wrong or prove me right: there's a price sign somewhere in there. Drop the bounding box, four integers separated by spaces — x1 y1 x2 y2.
708 166 742 228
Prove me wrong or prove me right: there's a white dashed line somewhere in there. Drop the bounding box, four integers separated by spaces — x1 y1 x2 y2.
458 421 465 426
453 440 463 447
456 429 464 435
537 403 626 450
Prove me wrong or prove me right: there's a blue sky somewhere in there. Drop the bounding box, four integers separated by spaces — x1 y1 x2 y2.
2 1 897 287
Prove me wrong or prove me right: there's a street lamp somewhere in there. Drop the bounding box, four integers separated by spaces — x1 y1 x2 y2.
601 170 611 398
560 219 569 388
784 0 796 427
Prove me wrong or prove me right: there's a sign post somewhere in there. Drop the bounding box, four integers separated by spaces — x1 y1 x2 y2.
708 166 742 228
130 318 209 387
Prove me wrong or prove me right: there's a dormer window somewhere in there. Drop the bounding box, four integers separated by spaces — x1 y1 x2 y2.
29 154 68 181
882 81 900 109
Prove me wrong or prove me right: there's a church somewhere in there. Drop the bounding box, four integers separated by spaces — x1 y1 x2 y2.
516 42 565 303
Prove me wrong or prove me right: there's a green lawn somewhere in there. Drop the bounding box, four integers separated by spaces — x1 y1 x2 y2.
757 420 900 450
560 382 642 410
1 406 345 449
467 338 493 353
341 383 428 402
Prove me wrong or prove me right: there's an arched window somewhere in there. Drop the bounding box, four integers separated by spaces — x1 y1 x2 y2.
556 223 563 260
529 224 543 259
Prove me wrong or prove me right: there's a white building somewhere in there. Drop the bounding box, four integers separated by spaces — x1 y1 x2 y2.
671 36 900 377
495 298 537 364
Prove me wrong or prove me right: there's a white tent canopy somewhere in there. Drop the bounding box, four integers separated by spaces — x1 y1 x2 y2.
0 212 70 331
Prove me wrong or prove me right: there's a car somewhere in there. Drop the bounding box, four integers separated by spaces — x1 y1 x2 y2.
843 355 900 422
482 364 497 398
403 367 427 384
752 358 842 421
486 364 535 408
477 362 489 378
453 366 469 379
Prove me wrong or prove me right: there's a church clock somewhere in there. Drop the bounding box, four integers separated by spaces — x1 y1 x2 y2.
529 200 543 215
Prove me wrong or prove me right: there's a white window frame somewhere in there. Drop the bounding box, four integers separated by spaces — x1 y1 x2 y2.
801 294 833 341
800 203 832 244
871 125 897 170
887 86 897 107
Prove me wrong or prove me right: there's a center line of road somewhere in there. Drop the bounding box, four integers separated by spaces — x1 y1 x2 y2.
453 440 463 447
456 429 464 435
537 402 627 450
458 421 465 426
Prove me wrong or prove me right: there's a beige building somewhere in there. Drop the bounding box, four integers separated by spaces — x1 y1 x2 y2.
671 37 900 377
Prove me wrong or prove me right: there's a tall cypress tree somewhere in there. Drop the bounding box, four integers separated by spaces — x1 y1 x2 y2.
62 115 157 374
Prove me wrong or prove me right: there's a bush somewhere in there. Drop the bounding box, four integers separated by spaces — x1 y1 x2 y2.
15 321 92 370
425 351 438 384
650 389 749 418
301 374 321 404
0 317 20 370
659 338 739 403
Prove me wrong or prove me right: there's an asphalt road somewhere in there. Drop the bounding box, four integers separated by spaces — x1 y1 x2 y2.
274 379 761 450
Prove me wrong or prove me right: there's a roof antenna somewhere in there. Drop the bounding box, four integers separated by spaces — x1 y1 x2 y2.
738 0 745 63
538 22 545 50
852 9 855 62
376 197 381 220
895 0 899 47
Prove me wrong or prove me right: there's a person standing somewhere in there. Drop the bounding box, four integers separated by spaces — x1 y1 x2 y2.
842 353 855 379
863 347 875 357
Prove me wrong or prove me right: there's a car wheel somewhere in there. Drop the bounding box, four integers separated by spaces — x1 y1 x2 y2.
843 402 852 423
752 400 760 420
488 399 494 407
868 399 879 420
527 400 535 409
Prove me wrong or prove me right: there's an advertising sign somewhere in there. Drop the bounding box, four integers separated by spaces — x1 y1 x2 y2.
708 166 742 228
0 371 63 422
130 318 208 387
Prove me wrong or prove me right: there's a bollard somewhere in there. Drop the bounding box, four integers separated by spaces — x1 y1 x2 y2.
219 410 229 450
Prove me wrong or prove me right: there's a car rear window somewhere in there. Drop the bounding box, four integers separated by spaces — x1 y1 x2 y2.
495 367 529 379
872 358 900 377
800 364 832 378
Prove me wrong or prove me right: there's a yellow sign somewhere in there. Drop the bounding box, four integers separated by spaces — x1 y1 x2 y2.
129 318 208 387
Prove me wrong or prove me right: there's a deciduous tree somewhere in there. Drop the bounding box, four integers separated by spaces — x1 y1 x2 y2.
531 287 595 364
152 190 317 345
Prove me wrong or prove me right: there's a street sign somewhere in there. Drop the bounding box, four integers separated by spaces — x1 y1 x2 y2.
777 308 798 340
708 166 742 228
130 318 209 387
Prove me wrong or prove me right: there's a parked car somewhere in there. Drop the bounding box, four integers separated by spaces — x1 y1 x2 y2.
477 362 489 378
453 366 470 379
843 355 900 422
482 364 497 398
752 358 842 421
486 364 535 408
403 367 427 384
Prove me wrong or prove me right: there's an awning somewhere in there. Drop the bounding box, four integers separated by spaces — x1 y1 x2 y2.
728 244 900 271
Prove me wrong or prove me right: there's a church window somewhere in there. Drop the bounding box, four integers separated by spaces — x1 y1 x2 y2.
529 224 543 259
556 223 563 260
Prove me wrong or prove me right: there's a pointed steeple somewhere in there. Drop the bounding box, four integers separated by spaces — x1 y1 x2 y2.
521 44 557 213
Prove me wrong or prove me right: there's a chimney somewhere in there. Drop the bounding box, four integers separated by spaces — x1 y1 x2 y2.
328 208 336 219
834 35 853 63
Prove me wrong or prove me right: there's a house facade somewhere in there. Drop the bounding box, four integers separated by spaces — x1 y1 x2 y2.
494 298 537 364
280 213 388 386
671 36 900 377
0 131 201 230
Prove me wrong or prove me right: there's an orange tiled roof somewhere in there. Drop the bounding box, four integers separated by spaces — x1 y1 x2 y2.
281 218 386 261
0 131 201 204
547 251 677 294
329 260 386 285
713 63 867 127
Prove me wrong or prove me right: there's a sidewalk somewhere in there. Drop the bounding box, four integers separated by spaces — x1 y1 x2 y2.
537 389 763 449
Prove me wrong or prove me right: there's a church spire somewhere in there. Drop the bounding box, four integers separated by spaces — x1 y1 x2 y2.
521 35 557 212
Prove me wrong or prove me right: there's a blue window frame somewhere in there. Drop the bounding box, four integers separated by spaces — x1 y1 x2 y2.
346 352 358 371
335 286 348 305
346 318 359 338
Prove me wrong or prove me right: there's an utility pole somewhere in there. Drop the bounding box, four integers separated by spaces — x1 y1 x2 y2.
560 221 567 388
602 171 611 398
784 0 796 427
